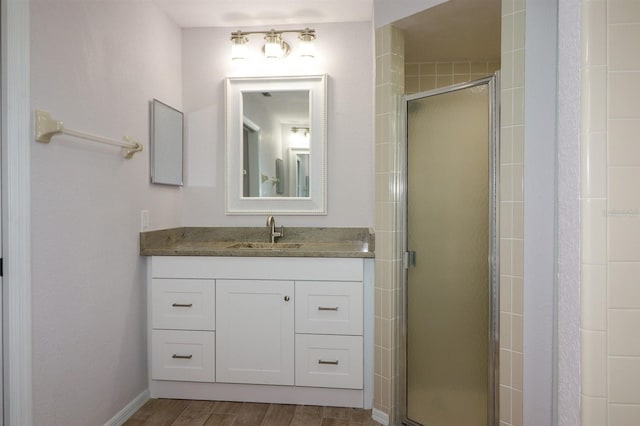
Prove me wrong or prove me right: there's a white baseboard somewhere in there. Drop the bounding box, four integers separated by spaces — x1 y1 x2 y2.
372 407 389 425
104 389 150 426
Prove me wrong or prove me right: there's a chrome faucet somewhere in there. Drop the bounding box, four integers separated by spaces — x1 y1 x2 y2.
266 215 284 244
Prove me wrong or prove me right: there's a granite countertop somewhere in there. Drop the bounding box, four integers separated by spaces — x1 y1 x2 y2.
139 227 375 258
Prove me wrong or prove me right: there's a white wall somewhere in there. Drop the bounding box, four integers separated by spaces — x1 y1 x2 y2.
181 22 375 227
30 1 183 424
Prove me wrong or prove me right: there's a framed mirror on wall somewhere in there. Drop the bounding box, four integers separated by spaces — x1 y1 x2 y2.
225 75 327 215
150 99 183 186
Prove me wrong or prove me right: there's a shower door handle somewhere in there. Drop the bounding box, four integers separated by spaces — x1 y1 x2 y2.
404 251 416 268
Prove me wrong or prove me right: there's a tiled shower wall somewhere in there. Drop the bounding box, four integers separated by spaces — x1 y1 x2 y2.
581 1 640 424
499 1 525 425
374 1 525 423
374 25 404 424
404 60 501 94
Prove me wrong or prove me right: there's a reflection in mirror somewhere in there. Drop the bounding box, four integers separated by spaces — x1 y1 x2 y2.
241 90 310 198
226 75 327 215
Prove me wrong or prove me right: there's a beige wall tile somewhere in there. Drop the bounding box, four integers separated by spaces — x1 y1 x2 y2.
609 167 640 210
512 125 524 164
502 0 514 15
511 389 523 426
500 385 512 423
513 203 524 239
512 277 523 315
582 330 608 397
500 349 512 386
609 356 640 403
453 61 471 74
513 12 525 50
511 314 523 353
471 62 489 74
502 89 514 126
581 396 608 426
436 75 453 88
581 198 608 265
609 24 640 70
581 131 608 198
584 66 608 131
609 0 640 24
502 51 514 90
609 119 640 166
501 275 512 312
405 63 419 76
419 76 436 91
609 71 640 119
502 13 514 52
501 312 512 349
489 62 501 73
582 264 608 331
501 202 514 239
513 50 525 87
609 310 640 355
609 262 640 308
512 351 523 390
582 1 608 66
609 216 640 261
609 403 640 425
436 62 453 75
405 76 419 94
420 62 436 75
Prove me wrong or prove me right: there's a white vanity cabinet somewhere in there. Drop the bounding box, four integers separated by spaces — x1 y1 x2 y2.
150 278 216 382
216 280 294 385
147 256 374 409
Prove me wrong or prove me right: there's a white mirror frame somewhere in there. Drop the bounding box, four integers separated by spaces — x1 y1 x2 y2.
225 75 327 215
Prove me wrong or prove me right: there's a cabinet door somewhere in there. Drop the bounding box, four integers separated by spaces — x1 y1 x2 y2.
216 280 294 385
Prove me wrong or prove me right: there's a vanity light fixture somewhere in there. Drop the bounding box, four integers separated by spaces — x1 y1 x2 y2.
230 28 316 61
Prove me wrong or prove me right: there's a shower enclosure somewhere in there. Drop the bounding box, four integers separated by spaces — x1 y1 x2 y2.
401 75 499 426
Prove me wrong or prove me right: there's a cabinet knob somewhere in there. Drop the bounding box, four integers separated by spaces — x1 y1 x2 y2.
284 295 290 302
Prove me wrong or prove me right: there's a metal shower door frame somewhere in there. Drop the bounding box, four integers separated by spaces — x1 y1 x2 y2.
399 73 500 426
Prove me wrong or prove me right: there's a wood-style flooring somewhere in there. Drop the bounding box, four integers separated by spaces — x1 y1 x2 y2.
124 399 382 426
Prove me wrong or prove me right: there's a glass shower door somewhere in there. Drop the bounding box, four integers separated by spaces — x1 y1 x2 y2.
404 78 498 426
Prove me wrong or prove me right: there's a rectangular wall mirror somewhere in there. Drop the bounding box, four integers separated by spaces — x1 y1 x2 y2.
150 99 183 186
225 75 327 214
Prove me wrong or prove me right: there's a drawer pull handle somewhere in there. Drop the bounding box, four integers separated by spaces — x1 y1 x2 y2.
318 306 339 311
172 303 193 308
172 354 193 359
318 359 339 365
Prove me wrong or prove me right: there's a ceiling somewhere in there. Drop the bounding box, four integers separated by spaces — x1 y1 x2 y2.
152 0 501 63
152 0 374 28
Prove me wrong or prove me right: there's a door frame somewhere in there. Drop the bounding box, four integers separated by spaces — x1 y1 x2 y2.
399 75 500 426
2 0 32 424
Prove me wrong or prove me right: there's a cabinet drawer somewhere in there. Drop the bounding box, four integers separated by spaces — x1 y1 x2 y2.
151 330 215 382
152 279 215 330
295 334 363 389
295 281 363 335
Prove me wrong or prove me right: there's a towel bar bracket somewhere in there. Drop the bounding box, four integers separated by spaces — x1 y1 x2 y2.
34 109 143 159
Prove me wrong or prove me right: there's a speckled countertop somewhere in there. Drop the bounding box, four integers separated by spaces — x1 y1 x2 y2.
139 227 375 258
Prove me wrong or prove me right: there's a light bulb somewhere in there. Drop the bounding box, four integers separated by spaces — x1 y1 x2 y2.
230 31 248 61
298 28 316 59
264 31 284 59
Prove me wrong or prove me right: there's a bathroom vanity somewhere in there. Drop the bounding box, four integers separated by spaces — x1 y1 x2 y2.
140 227 374 409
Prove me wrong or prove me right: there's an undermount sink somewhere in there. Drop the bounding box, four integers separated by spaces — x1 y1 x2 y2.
226 242 303 250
